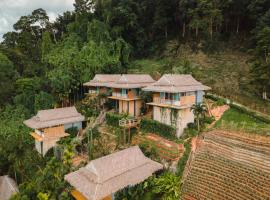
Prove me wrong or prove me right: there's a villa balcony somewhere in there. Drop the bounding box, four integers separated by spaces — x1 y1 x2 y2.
112 92 127 98
109 92 140 101
153 97 181 106
148 96 196 109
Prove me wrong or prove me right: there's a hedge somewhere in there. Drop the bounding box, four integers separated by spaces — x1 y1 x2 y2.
140 118 177 140
176 139 191 177
206 93 270 123
105 113 128 126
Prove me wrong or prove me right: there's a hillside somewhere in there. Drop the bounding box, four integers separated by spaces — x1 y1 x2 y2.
182 130 270 200
128 46 270 114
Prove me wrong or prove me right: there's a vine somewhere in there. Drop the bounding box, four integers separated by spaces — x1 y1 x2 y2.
171 108 179 127
161 107 166 123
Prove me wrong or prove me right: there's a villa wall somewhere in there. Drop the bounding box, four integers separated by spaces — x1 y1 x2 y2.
153 106 194 137
43 138 59 156
177 108 194 137
118 100 142 117
35 138 59 156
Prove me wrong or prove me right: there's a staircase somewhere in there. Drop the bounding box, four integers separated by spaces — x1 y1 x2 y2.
77 109 107 139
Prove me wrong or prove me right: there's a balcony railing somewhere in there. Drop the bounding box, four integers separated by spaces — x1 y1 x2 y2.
112 92 127 98
153 97 180 106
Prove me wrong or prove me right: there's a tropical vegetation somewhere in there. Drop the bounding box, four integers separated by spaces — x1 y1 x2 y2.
0 0 270 199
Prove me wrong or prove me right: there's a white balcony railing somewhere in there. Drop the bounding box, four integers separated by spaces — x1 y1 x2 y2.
153 97 180 106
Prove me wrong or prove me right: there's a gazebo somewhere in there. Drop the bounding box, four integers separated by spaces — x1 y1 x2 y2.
65 146 163 200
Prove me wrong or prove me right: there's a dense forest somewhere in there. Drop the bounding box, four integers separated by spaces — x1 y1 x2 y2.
0 0 269 199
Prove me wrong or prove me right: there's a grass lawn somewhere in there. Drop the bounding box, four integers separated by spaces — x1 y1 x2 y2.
214 108 270 135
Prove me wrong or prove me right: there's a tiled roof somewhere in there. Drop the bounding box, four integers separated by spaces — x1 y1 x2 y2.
107 74 155 88
83 74 121 87
24 107 85 129
143 74 210 93
65 146 163 200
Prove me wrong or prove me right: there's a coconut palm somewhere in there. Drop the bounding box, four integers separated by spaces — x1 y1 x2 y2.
191 103 208 132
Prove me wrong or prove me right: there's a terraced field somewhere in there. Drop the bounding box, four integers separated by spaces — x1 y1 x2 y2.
182 130 270 200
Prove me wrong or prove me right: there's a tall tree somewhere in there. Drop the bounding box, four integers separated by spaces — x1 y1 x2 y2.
0 53 18 106
74 0 94 14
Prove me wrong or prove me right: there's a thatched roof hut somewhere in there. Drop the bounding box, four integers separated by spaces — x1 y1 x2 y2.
0 176 18 200
107 74 155 89
65 146 163 200
83 74 121 87
24 106 85 129
143 74 210 93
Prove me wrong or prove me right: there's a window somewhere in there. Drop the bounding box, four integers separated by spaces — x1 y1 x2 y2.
186 91 195 96
174 93 180 101
121 89 128 96
160 92 165 99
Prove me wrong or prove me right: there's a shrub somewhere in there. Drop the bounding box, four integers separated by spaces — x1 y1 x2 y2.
181 127 198 140
65 127 79 138
187 122 196 129
139 142 160 161
105 113 128 126
140 118 177 140
216 98 226 106
202 116 215 124
176 140 191 177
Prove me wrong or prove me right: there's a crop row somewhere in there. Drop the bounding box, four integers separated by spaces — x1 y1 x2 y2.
194 154 270 183
199 140 270 167
182 131 270 200
204 134 270 155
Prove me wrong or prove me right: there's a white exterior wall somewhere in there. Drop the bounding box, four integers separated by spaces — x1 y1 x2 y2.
176 108 194 137
64 122 82 130
153 107 172 126
35 141 42 154
153 106 194 138
43 139 59 156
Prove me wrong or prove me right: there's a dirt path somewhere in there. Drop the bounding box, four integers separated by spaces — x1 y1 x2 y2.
208 105 230 128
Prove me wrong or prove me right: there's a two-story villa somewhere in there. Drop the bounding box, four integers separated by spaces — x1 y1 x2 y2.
24 107 85 156
83 74 121 96
143 74 210 137
106 74 155 117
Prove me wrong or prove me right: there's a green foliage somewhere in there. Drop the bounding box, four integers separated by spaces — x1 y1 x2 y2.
191 103 208 131
37 192 50 200
0 52 18 106
139 142 160 161
140 118 177 140
215 108 270 135
34 91 55 112
65 127 79 138
115 176 157 200
206 93 270 123
105 112 128 127
181 126 198 140
0 105 44 183
152 172 181 200
2 1 270 199
41 31 53 62
176 140 191 177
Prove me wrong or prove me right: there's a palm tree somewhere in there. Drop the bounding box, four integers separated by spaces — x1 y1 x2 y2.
191 103 208 132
